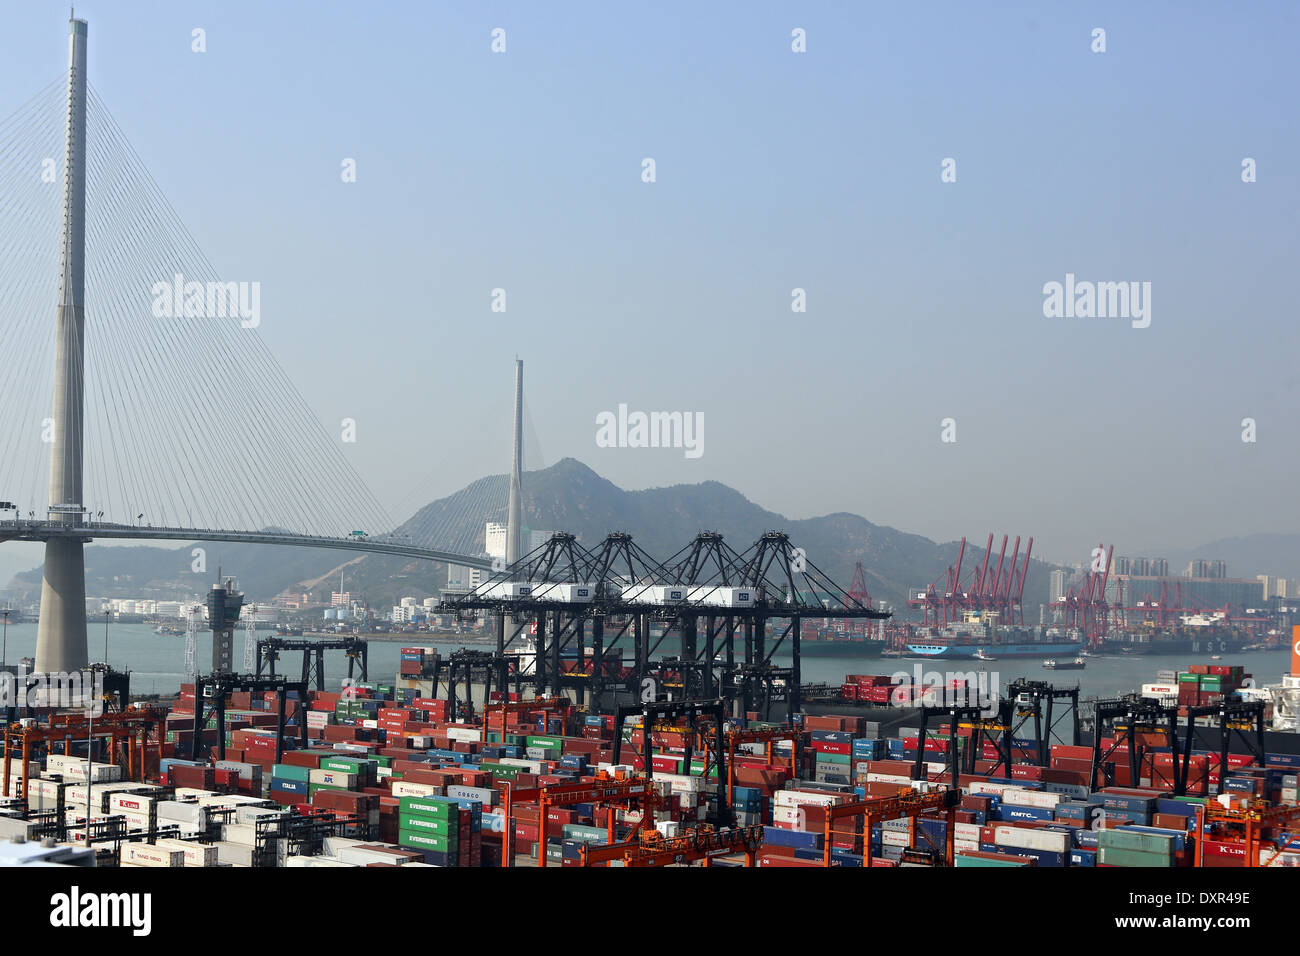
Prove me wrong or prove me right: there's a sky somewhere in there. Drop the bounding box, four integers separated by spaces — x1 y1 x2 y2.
0 0 1296 582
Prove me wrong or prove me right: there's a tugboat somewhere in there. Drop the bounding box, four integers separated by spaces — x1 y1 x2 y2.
1043 656 1087 670
973 648 997 662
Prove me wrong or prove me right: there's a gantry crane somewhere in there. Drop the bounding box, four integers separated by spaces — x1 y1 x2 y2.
1196 799 1300 867
721 725 799 811
822 787 961 867
2 706 166 799
503 771 658 868
579 823 764 867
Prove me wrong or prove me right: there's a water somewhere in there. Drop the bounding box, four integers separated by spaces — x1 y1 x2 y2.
0 621 1292 703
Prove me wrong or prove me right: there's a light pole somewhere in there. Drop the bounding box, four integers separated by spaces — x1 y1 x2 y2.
103 607 110 663
1 608 9 668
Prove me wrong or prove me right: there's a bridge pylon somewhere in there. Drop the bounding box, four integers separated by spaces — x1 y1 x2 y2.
35 17 90 673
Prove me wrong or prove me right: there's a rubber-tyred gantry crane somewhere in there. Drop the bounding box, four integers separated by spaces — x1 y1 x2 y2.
579 823 764 867
1196 799 1300 867
503 771 658 868
3 706 165 799
722 725 799 811
822 788 961 867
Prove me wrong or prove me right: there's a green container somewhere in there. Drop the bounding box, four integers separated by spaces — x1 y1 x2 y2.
399 796 455 818
1097 846 1173 868
480 762 523 780
272 763 311 783
815 752 851 765
1098 829 1175 856
955 853 1031 867
526 736 564 751
399 814 458 835
398 829 457 852
561 824 608 843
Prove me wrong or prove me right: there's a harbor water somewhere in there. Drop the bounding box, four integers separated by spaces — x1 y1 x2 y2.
0 621 1292 703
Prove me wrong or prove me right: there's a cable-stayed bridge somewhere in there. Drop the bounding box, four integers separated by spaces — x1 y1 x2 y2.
0 20 504 671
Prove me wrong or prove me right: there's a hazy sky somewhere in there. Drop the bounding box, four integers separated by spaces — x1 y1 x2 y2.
0 0 1296 582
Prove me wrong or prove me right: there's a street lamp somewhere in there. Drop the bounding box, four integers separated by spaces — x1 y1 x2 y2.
1 608 8 668
103 607 111 664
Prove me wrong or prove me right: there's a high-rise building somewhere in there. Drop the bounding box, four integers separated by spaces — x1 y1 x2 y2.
1049 569 1067 605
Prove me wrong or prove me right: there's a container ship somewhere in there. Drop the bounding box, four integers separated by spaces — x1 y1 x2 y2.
902 616 1084 660
1099 625 1269 656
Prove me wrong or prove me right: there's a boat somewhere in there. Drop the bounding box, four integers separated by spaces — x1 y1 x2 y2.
973 649 997 662
1043 657 1086 670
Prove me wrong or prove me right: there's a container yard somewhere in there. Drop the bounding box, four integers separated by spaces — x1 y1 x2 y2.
1 633 1297 872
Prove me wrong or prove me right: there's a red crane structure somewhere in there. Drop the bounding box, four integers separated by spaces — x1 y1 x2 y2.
908 534 1033 626
846 562 873 634
1052 543 1119 645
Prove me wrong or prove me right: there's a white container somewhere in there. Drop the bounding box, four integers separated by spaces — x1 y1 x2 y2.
285 855 357 867
154 838 218 867
993 824 1069 854
446 784 497 805
156 801 208 830
172 787 216 801
389 781 441 798
620 584 687 605
882 830 911 848
954 822 981 842
774 789 842 809
214 841 255 867
445 727 481 743
1001 788 1062 810
108 792 157 815
482 582 533 600
121 843 184 867
686 586 755 608
221 823 257 846
308 769 357 789
529 582 594 603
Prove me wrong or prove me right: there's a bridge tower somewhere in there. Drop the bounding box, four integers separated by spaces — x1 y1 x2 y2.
35 18 90 673
506 358 523 569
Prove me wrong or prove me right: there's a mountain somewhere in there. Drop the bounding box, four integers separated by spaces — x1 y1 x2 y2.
5 458 1065 615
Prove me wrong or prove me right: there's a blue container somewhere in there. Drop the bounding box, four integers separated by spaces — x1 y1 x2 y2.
1053 802 1089 821
1154 798 1198 819
1075 829 1099 849
1100 794 1154 813
270 777 307 794
764 826 823 850
1070 848 1097 867
1000 846 1066 867
811 730 854 743
1001 805 1056 823
1266 752 1300 768
852 738 884 759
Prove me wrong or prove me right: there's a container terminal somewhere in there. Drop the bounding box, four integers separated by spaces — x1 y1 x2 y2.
1 528 1297 869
